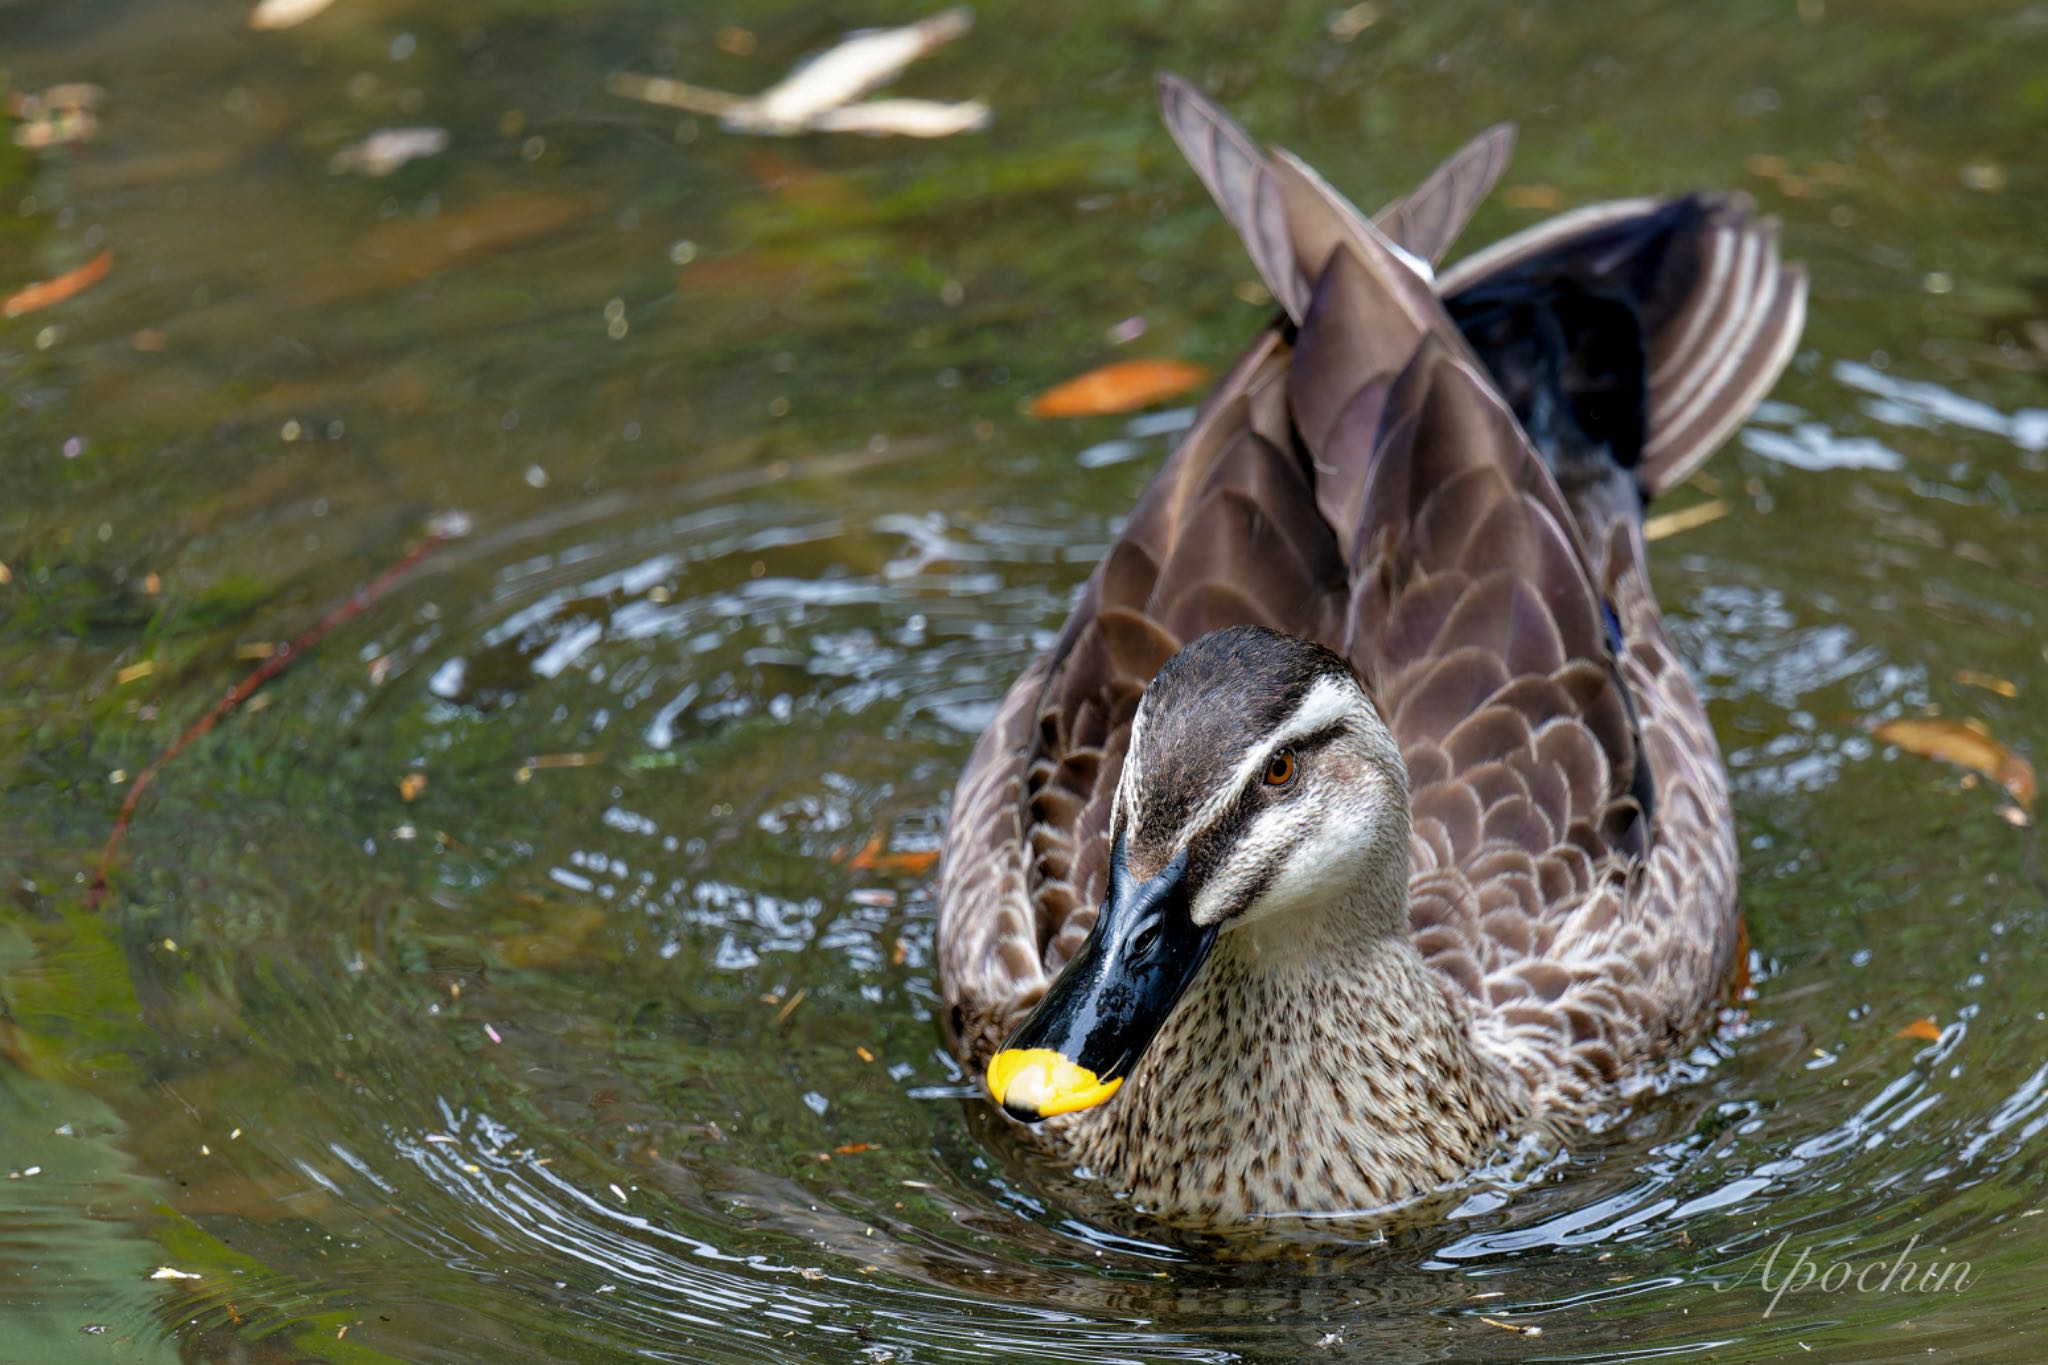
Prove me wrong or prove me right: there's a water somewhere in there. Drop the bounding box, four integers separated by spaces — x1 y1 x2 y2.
2 1 2045 1359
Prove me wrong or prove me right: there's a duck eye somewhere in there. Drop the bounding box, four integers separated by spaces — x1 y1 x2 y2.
1264 749 1297 787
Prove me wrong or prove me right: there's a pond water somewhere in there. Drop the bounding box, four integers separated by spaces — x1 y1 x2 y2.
4 1 2046 1360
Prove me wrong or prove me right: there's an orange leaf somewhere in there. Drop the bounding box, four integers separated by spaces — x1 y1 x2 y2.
1028 359 1208 418
833 1142 873 1155
1894 1017 1941 1042
1953 669 2018 699
845 834 939 875
1873 716 2035 812
3 250 113 318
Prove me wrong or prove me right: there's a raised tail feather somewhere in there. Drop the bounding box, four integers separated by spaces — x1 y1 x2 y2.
1157 74 1805 532
1440 193 1807 501
1155 74 1515 320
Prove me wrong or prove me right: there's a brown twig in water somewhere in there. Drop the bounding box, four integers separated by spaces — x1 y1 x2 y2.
90 530 450 903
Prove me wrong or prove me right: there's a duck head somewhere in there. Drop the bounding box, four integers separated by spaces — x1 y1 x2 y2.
988 624 1411 1122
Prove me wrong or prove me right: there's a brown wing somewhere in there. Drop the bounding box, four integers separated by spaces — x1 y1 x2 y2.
1439 194 1807 496
936 331 1342 1062
1337 338 1735 1095
1299 196 1743 1089
940 83 1754 1083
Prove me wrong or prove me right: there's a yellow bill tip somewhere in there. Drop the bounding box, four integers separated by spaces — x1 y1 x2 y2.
986 1047 1122 1118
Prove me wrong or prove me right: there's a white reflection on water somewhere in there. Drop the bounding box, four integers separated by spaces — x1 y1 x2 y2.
1834 360 2048 456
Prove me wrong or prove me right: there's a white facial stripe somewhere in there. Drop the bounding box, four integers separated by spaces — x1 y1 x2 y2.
1111 706 1148 840
1156 673 1359 848
1190 796 1316 924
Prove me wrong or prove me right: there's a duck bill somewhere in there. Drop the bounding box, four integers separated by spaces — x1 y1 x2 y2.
987 839 1217 1122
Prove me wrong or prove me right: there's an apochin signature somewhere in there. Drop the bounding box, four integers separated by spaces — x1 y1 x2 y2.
1717 1233 1976 1318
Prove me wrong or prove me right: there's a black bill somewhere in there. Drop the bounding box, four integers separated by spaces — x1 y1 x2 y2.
985 837 1218 1121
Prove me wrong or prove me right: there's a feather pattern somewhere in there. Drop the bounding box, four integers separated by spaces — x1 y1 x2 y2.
1438 193 1807 496
937 77 1803 1219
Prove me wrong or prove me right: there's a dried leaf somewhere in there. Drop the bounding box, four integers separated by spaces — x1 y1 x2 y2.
1894 1017 1942 1042
1953 669 2018 699
751 7 973 127
3 251 113 318
329 127 450 177
1479 1317 1541 1337
1327 3 1381 41
605 74 748 118
609 7 981 139
248 0 335 29
1643 498 1731 542
1874 716 2035 812
804 99 989 138
834 1142 874 1154
1029 359 1210 418
845 834 940 874
398 772 428 802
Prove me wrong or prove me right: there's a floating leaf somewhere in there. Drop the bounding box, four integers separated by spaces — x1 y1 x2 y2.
328 126 450 177
1953 669 2018 699
1643 498 1731 542
749 7 973 127
805 99 989 138
605 74 748 119
1894 1017 1942 1042
1326 3 1380 41
248 0 335 29
609 7 982 138
3 251 113 318
843 834 940 875
1029 359 1210 418
1873 716 2035 812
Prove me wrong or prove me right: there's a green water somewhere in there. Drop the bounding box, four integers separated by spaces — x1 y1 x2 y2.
3 1 2045 1360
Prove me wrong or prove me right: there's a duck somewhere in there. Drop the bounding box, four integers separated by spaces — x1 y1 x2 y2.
936 75 1805 1225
